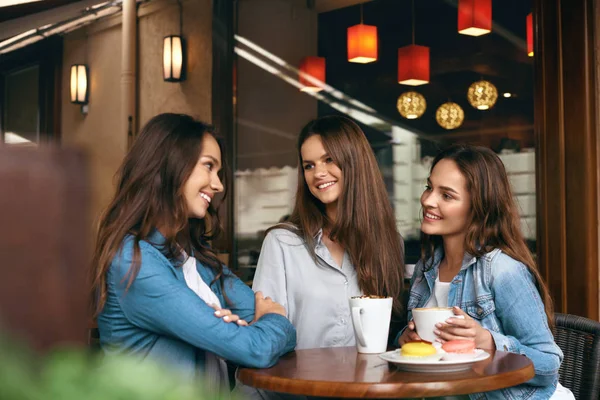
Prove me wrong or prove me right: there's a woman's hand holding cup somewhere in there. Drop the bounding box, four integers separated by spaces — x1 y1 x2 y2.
398 320 422 346
434 306 495 349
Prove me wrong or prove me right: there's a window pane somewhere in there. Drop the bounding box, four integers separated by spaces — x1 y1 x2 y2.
234 0 535 276
3 65 39 146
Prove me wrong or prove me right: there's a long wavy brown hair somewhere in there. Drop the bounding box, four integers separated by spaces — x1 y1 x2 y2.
420 144 554 327
90 113 228 317
271 115 405 316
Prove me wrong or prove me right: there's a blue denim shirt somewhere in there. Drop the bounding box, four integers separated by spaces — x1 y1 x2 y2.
400 248 562 400
98 231 297 380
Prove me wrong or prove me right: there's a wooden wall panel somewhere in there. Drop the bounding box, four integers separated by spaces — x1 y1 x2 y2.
211 0 237 264
534 0 599 319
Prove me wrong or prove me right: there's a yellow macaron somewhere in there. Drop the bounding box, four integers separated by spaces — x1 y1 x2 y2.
401 340 437 358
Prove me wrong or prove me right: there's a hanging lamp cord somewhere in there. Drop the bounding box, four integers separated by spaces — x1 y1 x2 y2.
360 3 363 24
412 0 415 44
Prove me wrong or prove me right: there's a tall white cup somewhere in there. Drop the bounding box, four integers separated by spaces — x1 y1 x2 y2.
412 307 455 343
349 296 392 354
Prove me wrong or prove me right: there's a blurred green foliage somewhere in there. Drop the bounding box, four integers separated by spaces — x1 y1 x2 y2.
0 333 233 400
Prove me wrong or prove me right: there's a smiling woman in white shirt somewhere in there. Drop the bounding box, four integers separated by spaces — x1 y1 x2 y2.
252 115 405 349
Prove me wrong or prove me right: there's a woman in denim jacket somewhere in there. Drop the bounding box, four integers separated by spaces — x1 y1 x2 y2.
90 114 296 393
398 145 573 400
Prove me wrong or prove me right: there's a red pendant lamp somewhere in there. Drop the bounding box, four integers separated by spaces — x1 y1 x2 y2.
526 13 533 57
458 0 492 37
348 24 378 63
347 4 377 63
299 56 326 92
398 45 429 86
398 0 429 86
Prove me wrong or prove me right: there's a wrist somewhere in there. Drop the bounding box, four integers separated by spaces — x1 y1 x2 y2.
479 329 495 350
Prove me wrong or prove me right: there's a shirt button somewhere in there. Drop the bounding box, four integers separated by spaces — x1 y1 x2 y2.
344 280 348 285
341 318 345 324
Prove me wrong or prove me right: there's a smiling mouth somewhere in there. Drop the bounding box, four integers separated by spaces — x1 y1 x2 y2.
317 181 336 191
200 192 212 205
424 211 442 220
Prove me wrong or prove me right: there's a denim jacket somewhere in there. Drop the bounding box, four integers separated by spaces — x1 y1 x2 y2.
401 247 562 400
98 231 297 381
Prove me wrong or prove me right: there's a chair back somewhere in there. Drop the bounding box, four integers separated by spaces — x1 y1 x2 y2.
553 313 600 400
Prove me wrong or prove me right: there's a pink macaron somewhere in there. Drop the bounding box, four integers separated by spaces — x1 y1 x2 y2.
441 340 478 361
442 339 476 353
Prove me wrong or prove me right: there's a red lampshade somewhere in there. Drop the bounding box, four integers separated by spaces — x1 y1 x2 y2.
347 23 378 63
397 45 429 86
458 0 492 37
527 13 533 57
299 56 326 92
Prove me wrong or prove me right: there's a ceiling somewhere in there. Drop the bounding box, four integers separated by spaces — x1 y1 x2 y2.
314 0 373 13
0 0 83 23
0 0 123 53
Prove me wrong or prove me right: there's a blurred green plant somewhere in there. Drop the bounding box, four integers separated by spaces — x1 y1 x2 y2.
0 333 234 400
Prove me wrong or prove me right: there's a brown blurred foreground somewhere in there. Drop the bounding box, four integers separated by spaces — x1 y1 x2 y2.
0 146 90 351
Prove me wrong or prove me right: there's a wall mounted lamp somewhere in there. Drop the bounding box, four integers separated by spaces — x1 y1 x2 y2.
163 35 185 81
70 64 89 105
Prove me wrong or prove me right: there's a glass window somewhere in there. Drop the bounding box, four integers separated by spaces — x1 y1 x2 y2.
3 65 39 146
234 0 535 279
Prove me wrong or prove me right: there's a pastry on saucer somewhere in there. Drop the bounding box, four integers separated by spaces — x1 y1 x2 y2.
401 340 444 361
441 339 478 361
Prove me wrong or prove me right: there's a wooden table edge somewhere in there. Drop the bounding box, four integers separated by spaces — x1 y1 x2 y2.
238 355 536 398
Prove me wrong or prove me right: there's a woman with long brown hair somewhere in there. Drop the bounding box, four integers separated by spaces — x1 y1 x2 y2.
252 115 405 350
90 113 295 391
398 144 573 399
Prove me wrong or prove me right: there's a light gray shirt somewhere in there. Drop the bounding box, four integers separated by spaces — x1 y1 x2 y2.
253 228 362 350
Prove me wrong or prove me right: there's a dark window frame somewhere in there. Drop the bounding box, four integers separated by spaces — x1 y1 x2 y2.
0 35 63 145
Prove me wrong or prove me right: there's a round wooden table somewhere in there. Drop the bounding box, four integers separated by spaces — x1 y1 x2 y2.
238 347 535 398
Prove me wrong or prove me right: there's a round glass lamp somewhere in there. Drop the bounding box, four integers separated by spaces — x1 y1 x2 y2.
397 92 426 119
467 80 498 110
436 102 465 130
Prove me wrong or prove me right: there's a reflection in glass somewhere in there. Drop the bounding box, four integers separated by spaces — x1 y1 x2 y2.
3 65 39 145
234 0 535 272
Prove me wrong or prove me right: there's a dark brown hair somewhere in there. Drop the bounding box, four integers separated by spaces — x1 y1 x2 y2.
272 115 405 316
421 144 554 326
91 113 228 317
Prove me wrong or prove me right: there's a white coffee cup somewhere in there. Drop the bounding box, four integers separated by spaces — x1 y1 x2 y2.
412 307 455 343
349 296 392 354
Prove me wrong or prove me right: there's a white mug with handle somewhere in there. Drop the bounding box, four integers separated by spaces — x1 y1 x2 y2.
349 296 393 354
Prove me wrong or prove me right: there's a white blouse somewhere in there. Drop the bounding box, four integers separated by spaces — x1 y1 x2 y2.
253 228 363 350
424 276 451 308
181 254 229 397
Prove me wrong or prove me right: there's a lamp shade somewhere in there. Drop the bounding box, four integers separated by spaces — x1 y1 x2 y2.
397 45 429 86
458 0 492 37
397 92 426 119
436 102 465 130
70 64 88 105
299 56 326 92
467 80 498 110
527 13 533 57
163 35 185 82
347 23 378 63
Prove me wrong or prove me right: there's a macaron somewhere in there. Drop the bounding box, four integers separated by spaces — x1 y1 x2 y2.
441 339 478 361
400 340 443 361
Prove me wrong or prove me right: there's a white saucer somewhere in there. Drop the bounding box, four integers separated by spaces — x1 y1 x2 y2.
379 349 490 373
